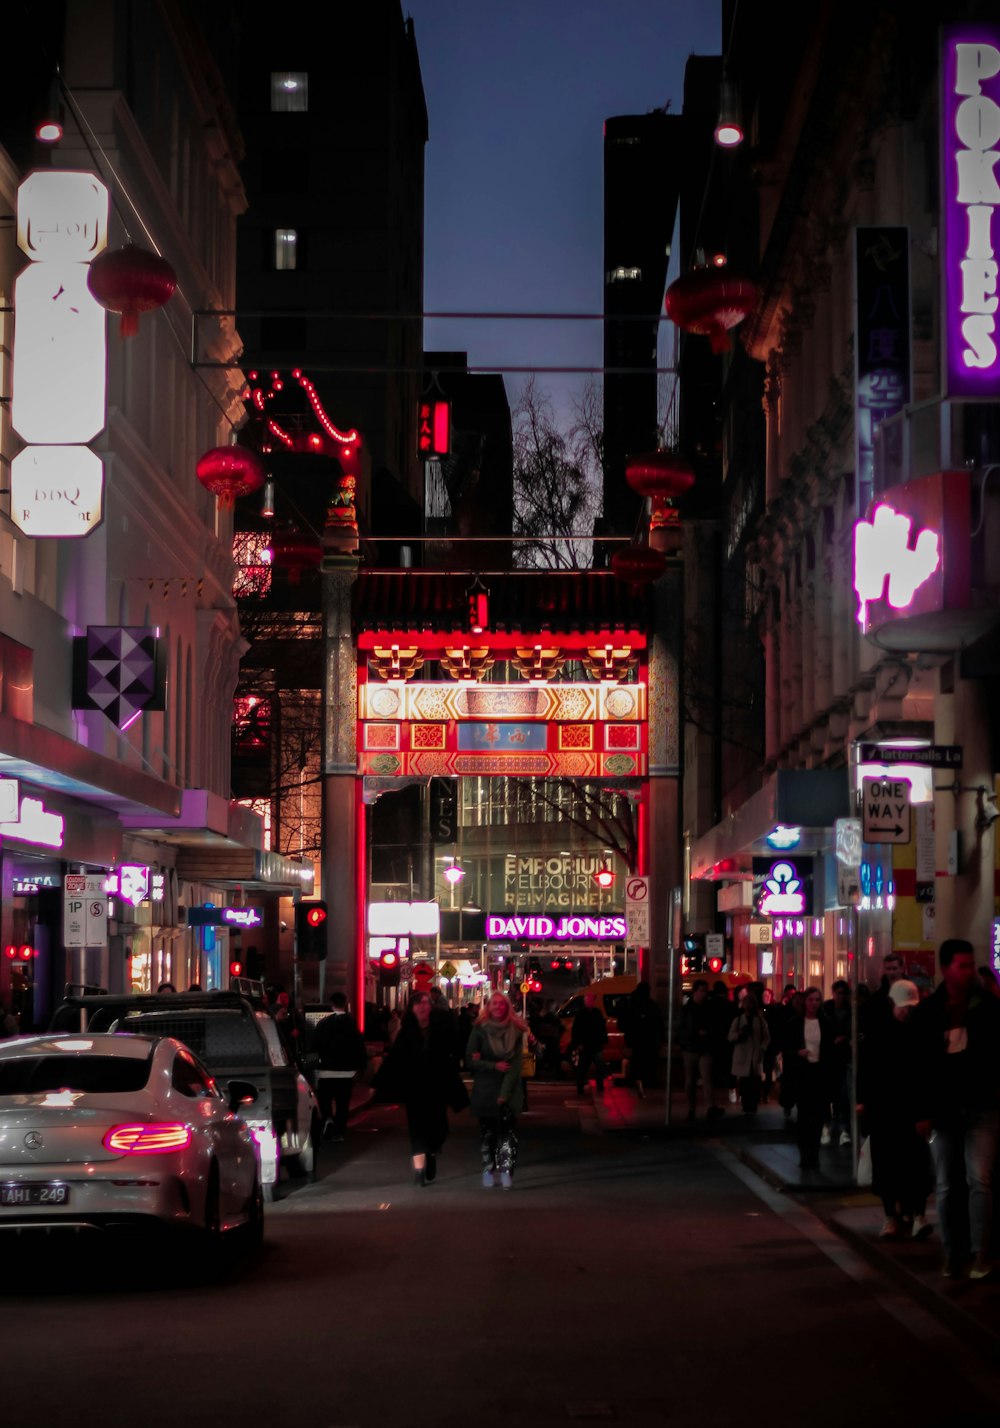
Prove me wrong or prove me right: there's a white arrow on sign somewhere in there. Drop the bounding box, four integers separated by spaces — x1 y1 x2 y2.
862 776 912 844
625 876 649 903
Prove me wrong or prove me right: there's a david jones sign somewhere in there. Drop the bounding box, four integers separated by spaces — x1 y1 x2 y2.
486 914 627 942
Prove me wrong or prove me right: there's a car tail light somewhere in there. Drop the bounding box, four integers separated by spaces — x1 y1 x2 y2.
103 1123 192 1154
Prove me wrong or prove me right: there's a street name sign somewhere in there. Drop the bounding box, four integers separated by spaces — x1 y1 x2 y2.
858 743 962 768
862 776 912 844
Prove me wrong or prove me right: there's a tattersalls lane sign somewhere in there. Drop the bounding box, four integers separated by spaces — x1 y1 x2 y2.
942 26 1000 396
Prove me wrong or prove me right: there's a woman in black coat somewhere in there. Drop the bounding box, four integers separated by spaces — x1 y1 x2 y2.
783 987 835 1168
375 991 466 1186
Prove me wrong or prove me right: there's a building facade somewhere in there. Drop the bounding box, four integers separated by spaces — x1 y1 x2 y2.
0 1 304 1026
679 2 1000 992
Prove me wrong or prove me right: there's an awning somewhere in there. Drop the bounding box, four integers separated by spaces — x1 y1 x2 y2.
0 709 180 819
690 769 851 880
174 846 314 894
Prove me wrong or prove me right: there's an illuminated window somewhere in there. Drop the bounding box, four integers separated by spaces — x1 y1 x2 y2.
271 72 308 111
274 228 298 270
607 266 641 282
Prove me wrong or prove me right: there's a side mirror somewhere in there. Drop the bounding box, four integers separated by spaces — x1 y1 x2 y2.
227 1079 259 1111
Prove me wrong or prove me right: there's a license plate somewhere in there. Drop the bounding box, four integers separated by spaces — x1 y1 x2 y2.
0 1183 70 1207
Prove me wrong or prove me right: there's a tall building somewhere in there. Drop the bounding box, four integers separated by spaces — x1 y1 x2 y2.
228 2 428 995
601 111 682 538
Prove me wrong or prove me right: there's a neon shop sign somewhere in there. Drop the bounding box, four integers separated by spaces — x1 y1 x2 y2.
853 504 940 627
0 796 65 849
752 858 813 918
942 27 1000 395
486 914 627 941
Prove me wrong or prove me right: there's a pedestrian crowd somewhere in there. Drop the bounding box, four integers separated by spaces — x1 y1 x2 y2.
676 940 1000 1280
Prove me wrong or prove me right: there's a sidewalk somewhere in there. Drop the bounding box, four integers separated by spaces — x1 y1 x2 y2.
579 1077 1000 1356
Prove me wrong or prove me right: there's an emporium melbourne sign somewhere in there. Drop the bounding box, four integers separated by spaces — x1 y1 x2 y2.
486 914 627 941
942 26 1000 395
503 853 618 909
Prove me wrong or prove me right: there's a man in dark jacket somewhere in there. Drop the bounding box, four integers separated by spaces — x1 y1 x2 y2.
312 992 368 1140
620 981 664 1097
910 939 1000 1279
570 993 608 1095
679 980 720 1119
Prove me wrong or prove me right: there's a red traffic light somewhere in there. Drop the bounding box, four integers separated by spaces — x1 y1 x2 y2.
380 949 399 971
305 906 327 928
707 956 724 975
229 959 243 978
593 868 615 889
19 945 34 961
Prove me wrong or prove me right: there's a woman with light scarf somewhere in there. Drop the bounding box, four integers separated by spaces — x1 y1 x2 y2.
465 992 527 1188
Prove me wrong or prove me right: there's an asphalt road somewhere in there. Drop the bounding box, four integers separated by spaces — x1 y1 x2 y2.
4 1083 999 1428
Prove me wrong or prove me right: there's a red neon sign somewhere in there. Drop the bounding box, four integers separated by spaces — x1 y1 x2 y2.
418 399 451 458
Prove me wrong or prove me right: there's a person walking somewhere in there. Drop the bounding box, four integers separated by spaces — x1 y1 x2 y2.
312 991 368 1141
569 991 608 1096
910 939 1000 1279
679 980 720 1120
857 979 932 1241
821 979 853 1147
620 981 664 1097
375 991 467 1186
466 992 526 1188
727 989 770 1115
784 987 834 1168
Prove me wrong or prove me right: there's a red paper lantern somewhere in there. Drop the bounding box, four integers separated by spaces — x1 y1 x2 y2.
196 447 265 509
611 544 667 585
664 268 758 354
271 527 322 584
625 451 696 501
87 244 177 337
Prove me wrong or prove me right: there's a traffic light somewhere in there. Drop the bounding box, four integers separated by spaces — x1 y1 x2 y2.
295 900 328 961
229 957 243 980
379 948 400 986
682 936 705 974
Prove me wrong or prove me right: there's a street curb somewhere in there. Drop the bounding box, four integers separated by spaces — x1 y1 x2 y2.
823 1213 1000 1365
731 1142 860 1195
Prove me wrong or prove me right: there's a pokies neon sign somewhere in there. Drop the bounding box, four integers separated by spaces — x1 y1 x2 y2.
853 503 940 627
943 27 1000 394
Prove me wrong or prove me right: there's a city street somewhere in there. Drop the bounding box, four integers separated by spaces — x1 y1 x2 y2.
5 1083 1000 1428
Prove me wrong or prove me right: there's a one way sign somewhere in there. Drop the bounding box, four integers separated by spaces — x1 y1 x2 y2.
862 776 912 844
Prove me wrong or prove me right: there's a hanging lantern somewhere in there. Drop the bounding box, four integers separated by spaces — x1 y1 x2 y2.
611 544 666 585
625 451 696 502
271 527 322 584
664 267 757 354
196 446 265 510
87 243 177 337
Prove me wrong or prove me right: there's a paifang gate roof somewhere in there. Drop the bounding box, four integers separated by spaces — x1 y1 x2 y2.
352 569 651 639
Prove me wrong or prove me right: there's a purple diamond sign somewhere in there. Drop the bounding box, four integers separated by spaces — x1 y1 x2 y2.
72 627 165 729
942 26 1000 397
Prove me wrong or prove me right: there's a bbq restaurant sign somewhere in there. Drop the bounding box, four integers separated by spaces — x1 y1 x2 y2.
942 27 1000 396
11 170 108 537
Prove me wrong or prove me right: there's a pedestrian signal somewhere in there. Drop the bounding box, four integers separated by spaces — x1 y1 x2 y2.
379 948 400 986
295 900 328 961
229 958 243 979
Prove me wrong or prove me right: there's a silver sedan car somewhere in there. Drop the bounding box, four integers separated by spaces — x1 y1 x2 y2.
0 1033 262 1246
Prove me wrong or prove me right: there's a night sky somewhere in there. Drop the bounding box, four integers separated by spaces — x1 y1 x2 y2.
406 0 721 422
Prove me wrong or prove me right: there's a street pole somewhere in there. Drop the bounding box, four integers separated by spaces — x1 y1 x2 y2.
665 885 680 1128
